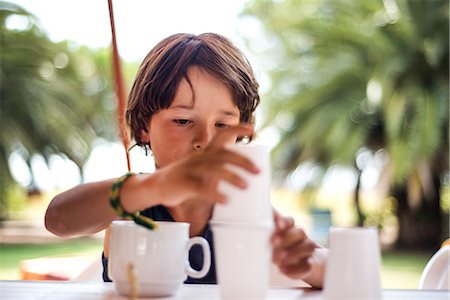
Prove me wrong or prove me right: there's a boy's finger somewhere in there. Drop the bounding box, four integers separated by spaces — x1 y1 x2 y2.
280 258 312 278
214 150 260 174
276 216 295 232
209 124 254 149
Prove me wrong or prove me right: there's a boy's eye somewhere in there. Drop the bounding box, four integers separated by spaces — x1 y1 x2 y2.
215 123 229 128
174 119 192 125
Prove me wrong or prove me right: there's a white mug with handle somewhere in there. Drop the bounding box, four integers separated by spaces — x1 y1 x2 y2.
109 220 211 298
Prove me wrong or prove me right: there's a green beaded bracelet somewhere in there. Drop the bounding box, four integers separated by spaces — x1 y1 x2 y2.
110 172 158 230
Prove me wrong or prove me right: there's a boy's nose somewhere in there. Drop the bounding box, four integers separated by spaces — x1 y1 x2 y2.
193 125 214 150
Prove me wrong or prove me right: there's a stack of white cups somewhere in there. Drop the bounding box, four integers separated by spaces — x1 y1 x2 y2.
210 143 274 299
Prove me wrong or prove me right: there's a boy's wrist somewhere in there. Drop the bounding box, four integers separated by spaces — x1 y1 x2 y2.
110 173 158 230
301 247 327 289
120 173 163 212
110 172 136 216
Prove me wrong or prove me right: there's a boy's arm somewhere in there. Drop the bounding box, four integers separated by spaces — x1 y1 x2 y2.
45 173 162 238
45 125 257 238
45 179 116 237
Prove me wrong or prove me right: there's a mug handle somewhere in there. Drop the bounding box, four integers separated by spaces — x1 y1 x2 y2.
185 236 211 279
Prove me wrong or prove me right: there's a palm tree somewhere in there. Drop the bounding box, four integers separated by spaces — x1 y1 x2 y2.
0 2 115 219
242 0 448 249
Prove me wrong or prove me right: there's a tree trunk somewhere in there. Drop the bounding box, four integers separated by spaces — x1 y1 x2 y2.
354 168 365 226
392 175 443 250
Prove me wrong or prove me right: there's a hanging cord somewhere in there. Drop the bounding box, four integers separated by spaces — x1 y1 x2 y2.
107 0 131 172
106 0 157 232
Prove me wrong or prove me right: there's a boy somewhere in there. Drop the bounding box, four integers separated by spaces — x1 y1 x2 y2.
45 33 326 288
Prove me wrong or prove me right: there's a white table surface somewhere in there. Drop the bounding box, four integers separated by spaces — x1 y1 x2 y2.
0 280 448 300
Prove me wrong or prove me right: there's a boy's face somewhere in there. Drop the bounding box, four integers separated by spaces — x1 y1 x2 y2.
142 66 240 168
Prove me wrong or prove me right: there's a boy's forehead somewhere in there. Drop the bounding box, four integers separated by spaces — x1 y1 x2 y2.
170 78 195 108
168 67 237 111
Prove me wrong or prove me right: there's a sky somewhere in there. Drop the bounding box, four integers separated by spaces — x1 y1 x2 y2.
12 0 248 62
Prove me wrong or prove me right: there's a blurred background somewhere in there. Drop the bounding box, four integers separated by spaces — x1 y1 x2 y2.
1 0 448 288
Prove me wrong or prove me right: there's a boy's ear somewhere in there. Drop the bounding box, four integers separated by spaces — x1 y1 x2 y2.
140 129 150 143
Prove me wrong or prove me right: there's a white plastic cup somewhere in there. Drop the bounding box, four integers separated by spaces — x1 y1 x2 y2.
108 221 211 298
324 227 382 299
211 222 273 299
212 143 273 224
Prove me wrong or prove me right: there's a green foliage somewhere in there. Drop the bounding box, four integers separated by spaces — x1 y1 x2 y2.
243 0 448 185
0 2 117 218
242 0 448 248
1 184 27 219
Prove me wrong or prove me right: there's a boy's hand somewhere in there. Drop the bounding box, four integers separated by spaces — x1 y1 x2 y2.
271 211 316 280
156 124 259 205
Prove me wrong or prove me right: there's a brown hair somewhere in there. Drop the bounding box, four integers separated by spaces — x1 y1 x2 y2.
126 33 260 146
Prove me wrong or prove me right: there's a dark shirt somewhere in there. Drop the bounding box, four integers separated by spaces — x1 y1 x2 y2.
102 205 217 284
